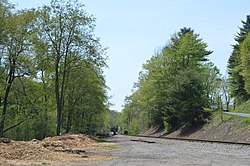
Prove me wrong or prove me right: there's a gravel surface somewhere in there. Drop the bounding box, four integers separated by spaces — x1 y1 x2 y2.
55 135 250 166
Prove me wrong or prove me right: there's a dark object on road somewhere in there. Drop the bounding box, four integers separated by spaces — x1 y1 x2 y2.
96 133 110 138
110 127 119 135
124 130 128 135
130 139 156 144
223 109 229 112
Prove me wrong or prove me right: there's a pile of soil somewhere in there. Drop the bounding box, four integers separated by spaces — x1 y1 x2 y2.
0 134 111 166
42 134 95 150
0 140 53 160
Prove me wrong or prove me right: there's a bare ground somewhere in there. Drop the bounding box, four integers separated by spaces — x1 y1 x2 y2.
0 134 115 166
57 135 250 166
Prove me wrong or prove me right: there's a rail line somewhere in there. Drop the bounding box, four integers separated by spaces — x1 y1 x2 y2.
125 134 250 146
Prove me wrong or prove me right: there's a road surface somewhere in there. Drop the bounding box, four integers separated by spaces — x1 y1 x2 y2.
58 135 250 166
224 112 250 118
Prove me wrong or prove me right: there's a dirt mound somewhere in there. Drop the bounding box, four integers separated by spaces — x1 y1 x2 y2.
0 134 112 165
42 134 95 150
0 141 53 160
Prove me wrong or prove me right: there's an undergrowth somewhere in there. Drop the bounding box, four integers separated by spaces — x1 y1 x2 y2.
235 100 250 113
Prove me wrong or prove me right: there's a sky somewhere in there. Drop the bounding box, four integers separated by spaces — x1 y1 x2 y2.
11 0 250 112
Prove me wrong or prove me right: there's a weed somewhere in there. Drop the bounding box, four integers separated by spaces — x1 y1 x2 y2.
245 118 250 124
94 143 118 150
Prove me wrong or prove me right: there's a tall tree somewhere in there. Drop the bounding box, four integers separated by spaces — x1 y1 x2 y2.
0 7 36 136
36 0 106 135
240 33 250 94
228 15 250 105
121 28 215 133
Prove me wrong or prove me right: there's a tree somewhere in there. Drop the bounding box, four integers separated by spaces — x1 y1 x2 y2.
0 7 36 137
121 27 215 133
240 33 250 94
36 0 106 135
62 60 108 134
0 0 109 140
165 69 210 127
221 76 231 111
228 15 250 105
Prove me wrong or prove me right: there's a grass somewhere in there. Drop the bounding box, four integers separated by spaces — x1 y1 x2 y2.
207 110 234 125
204 107 250 131
235 100 250 113
207 99 250 126
90 135 118 150
94 143 118 150
95 137 110 142
245 118 250 124
89 135 110 142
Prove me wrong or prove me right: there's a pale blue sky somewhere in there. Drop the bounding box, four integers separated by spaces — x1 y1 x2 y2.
11 0 250 111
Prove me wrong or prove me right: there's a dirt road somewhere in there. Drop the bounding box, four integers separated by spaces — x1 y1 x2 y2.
57 135 250 166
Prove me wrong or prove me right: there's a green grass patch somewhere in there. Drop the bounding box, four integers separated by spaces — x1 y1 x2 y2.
95 138 109 142
236 100 250 113
205 109 250 129
94 143 118 150
207 110 234 125
90 136 110 142
245 118 250 124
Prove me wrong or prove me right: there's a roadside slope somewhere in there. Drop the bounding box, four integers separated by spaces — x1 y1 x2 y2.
144 111 250 143
165 112 250 143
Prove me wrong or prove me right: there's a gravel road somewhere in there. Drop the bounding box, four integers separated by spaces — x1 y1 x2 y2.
57 135 250 166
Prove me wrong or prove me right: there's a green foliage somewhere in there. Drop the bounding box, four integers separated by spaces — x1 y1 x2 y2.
245 118 250 124
164 69 210 127
240 33 250 94
120 27 217 134
228 15 250 105
0 0 110 140
234 99 250 113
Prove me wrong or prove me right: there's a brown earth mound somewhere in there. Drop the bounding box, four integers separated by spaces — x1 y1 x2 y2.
0 134 113 166
42 134 95 150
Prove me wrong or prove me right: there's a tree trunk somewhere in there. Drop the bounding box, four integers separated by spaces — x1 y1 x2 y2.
0 85 11 137
66 108 72 133
0 68 14 137
55 58 62 136
43 89 48 138
41 70 48 138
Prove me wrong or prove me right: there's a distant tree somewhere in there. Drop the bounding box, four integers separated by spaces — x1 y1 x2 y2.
201 62 221 107
221 76 231 111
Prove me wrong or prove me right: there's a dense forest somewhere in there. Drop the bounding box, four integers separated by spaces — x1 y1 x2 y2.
120 16 250 135
0 0 112 140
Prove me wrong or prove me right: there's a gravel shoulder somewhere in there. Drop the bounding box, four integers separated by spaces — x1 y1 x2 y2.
60 135 250 166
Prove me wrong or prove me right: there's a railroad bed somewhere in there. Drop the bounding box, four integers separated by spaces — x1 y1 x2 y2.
59 135 250 166
137 134 250 146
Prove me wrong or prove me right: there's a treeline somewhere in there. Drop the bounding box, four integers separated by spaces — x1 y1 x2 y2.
0 0 111 140
120 28 230 135
228 15 250 106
